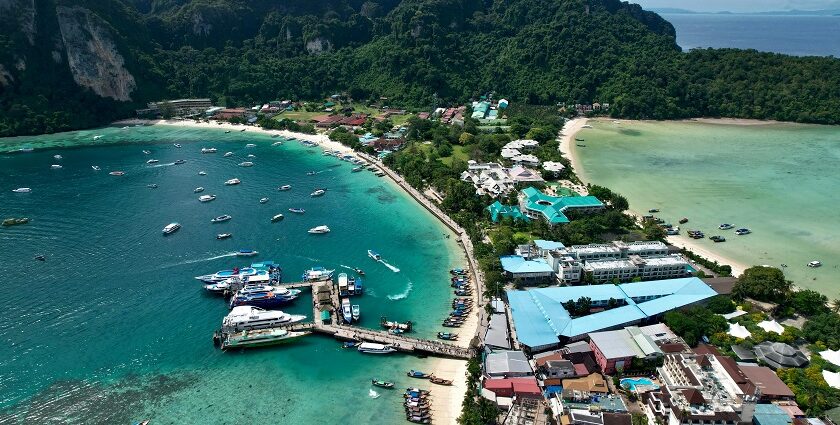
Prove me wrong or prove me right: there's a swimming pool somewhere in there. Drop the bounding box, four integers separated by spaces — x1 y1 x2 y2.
620 377 660 391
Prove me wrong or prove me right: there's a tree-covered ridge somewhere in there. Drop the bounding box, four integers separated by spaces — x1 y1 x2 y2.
2 0 840 137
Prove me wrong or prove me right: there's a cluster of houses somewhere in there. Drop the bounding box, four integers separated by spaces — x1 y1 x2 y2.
478 285 826 425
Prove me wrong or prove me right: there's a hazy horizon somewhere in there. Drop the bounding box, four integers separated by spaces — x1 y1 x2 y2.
632 0 840 13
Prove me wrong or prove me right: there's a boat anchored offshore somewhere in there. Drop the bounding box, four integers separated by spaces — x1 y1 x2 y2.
199 194 216 202
288 208 305 214
236 249 259 257
221 306 306 331
91 165 101 171
225 178 241 185
808 260 822 268
278 185 292 191
357 342 397 354
174 159 187 165
162 222 181 235
719 223 735 230
211 214 232 223
271 213 284 222
194 187 205 193
12 188 31 193
239 161 254 167
259 197 269 204
221 328 309 350
371 379 395 389
224 152 234 157
201 147 217 154
310 189 326 197
217 233 232 240
735 228 751 235
308 225 330 234
109 171 125 176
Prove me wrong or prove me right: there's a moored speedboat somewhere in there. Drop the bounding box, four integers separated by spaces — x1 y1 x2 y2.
368 250 382 261
146 159 159 164
201 147 217 154
222 306 306 331
211 214 232 223
808 260 822 268
12 188 31 193
109 171 125 176
357 342 397 354
352 166 363 172
310 189 326 197
238 161 254 167
288 208 305 214
719 223 735 230
199 194 216 202
221 328 308 350
735 228 751 235
308 225 330 234
341 298 353 323
236 249 258 257
225 178 241 185
2 217 29 226
217 233 232 240
259 197 269 204
247 154 255 158
271 213 284 222
278 185 292 191
352 304 360 321
194 187 205 193
162 222 181 235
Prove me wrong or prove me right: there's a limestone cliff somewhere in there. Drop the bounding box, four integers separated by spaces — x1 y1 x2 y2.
55 5 136 101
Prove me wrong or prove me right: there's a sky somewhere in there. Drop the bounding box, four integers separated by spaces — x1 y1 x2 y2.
632 0 840 12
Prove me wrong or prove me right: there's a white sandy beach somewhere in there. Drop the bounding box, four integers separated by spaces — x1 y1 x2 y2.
563 117 748 278
428 357 468 425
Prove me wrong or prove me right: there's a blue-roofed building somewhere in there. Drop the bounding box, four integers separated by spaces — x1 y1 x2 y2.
753 403 791 425
519 187 604 225
500 255 554 284
487 201 529 223
506 277 717 352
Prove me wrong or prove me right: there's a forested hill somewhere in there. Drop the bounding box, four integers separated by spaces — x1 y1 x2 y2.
1 0 839 136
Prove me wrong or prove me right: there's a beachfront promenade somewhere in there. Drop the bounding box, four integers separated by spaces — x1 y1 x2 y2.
357 153 490 349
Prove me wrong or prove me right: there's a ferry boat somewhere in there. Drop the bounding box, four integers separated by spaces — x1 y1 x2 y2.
259 198 269 204
211 214 232 223
196 267 259 283
236 249 259 257
12 188 31 193
222 305 306 331
357 342 397 354
288 208 305 214
719 223 735 230
308 225 330 234
221 328 309 350
162 222 181 235
302 266 334 282
368 250 382 261
108 170 125 176
278 185 292 191
91 166 101 171
351 304 360 321
194 187 205 193
217 233 232 240
341 298 353 323
225 178 241 185
238 162 254 167
808 260 822 268
199 194 216 202
271 213 284 222
735 228 751 235
224 151 234 157
174 159 187 165
246 143 256 148
146 159 159 164
310 189 326 197
201 147 217 154
50 164 63 169
173 143 182 148
229 290 298 310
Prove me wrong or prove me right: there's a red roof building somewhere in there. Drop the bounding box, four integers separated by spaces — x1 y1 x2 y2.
483 377 541 398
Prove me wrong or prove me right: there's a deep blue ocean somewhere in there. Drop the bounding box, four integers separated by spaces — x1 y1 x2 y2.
663 14 840 57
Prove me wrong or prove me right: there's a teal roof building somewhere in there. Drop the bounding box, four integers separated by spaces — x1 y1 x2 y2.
487 201 529 223
519 187 605 224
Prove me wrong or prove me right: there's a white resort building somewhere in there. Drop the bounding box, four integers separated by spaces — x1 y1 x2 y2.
461 161 544 197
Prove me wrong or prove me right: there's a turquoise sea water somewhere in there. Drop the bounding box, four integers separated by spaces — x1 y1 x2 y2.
0 125 463 423
575 120 840 297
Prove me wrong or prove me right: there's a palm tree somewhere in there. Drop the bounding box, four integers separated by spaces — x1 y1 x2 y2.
831 298 840 314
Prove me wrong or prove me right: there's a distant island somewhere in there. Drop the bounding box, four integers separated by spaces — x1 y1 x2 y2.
652 7 840 16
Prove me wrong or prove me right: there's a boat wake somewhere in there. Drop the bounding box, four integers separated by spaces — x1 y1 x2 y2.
379 260 400 273
368 389 380 399
164 252 239 268
148 162 176 168
387 280 413 301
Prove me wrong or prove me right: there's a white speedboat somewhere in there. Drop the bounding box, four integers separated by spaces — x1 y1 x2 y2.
259 198 269 204
368 250 381 261
352 304 360 321
224 151 234 157
308 225 330 234
238 162 254 167
225 178 241 185
217 233 232 240
50 164 62 169
146 159 159 164
211 214 232 223
201 147 217 154
719 223 735 230
12 188 31 193
91 166 101 171
109 171 125 176
278 185 291 191
341 298 353 323
808 260 822 268
221 306 306 331
271 141 283 146
310 189 326 197
53 154 62 160
236 249 259 257
247 154 255 158
357 342 397 354
162 222 181 235
173 143 182 148
194 187 205 193
271 213 284 222
198 171 207 176
199 194 217 202
246 143 256 148
142 150 151 155
735 228 751 235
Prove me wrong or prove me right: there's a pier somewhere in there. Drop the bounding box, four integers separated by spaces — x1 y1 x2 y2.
249 279 472 359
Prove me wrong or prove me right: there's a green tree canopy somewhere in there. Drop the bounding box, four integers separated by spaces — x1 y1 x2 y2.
732 266 791 302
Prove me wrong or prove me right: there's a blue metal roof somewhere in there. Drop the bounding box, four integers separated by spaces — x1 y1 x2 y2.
506 277 716 348
500 256 554 274
534 240 565 250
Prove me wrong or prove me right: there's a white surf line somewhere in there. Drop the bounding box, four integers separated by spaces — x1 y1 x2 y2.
379 259 400 273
